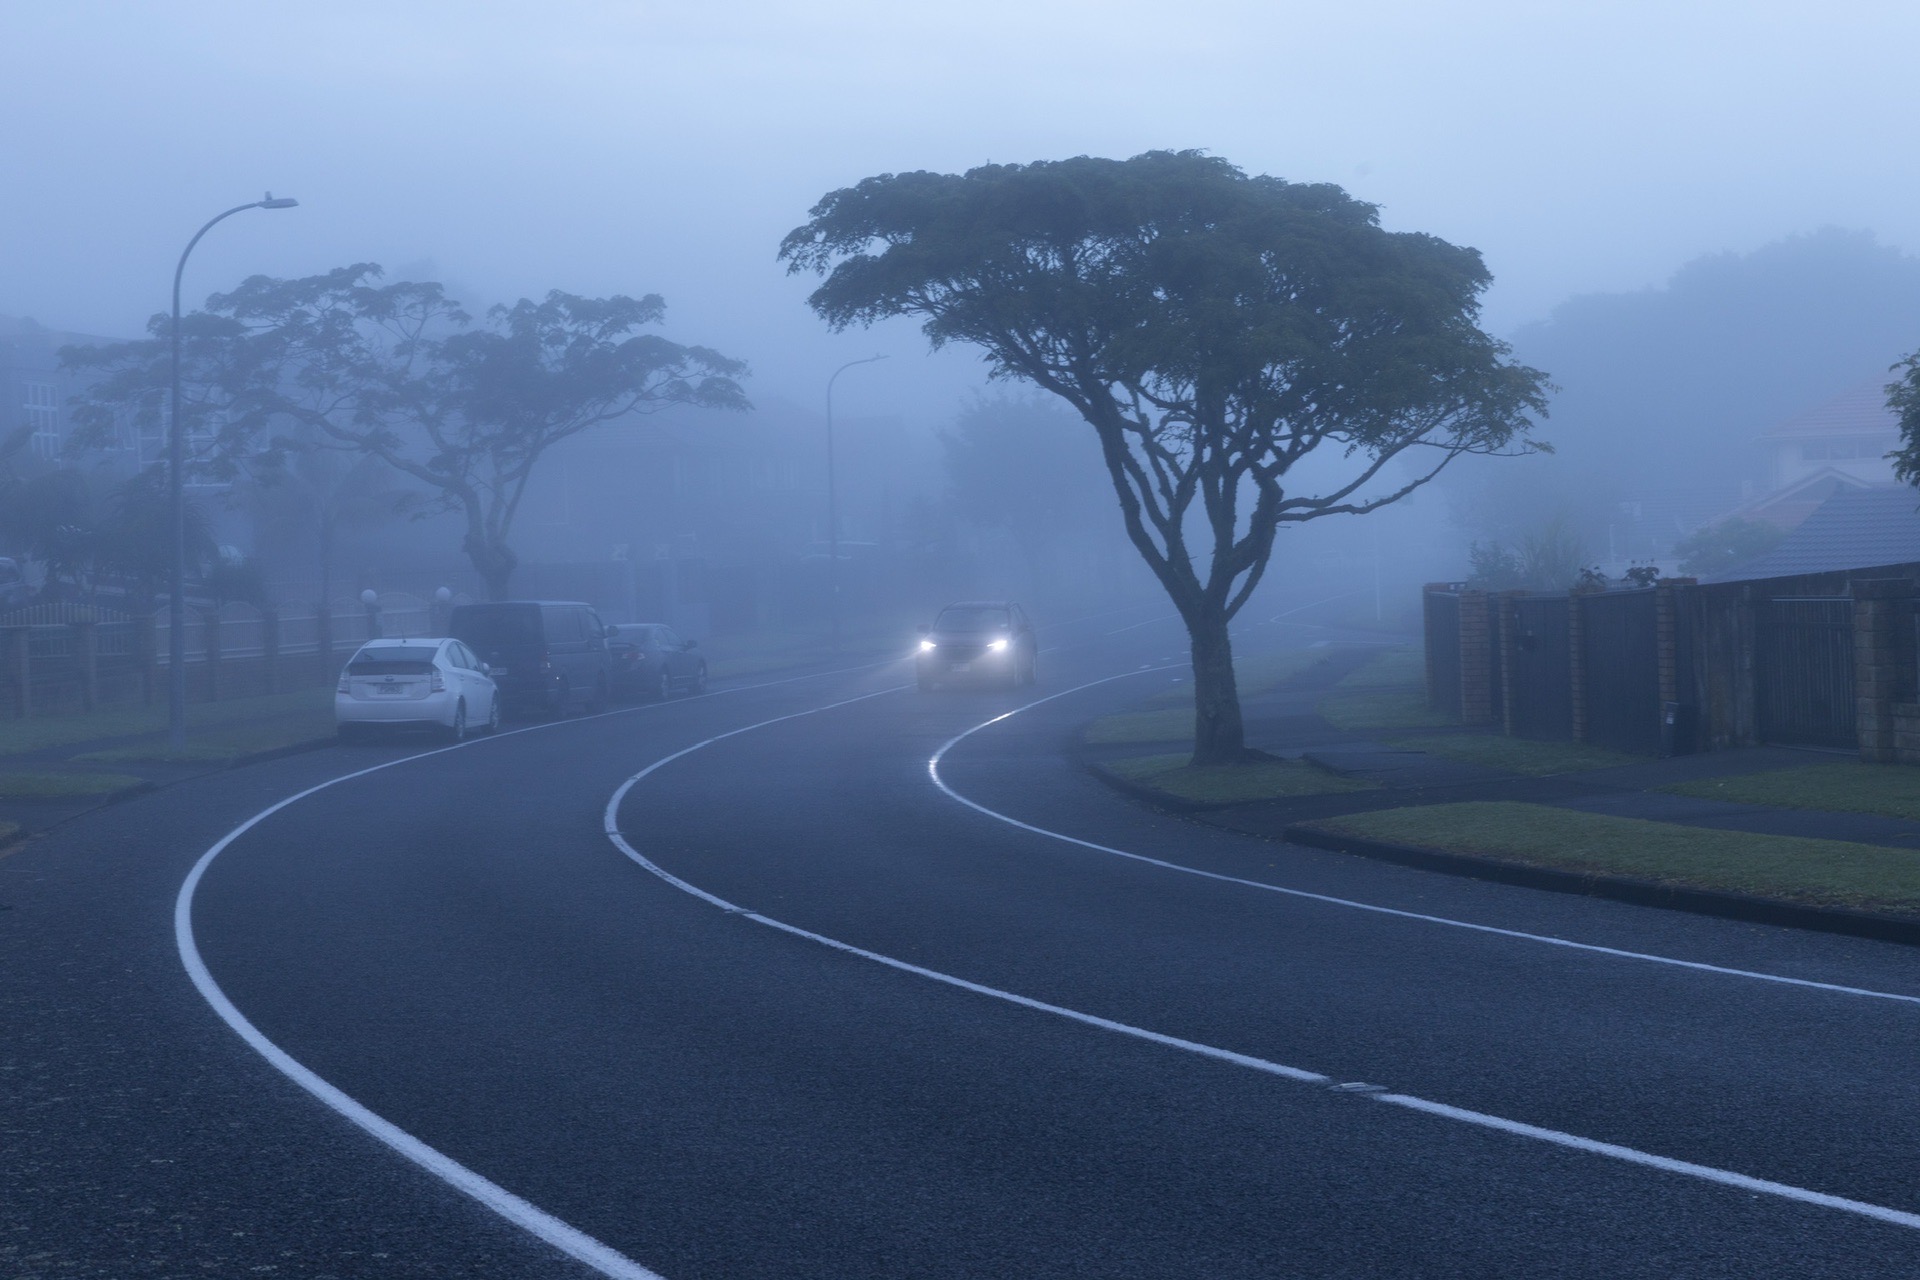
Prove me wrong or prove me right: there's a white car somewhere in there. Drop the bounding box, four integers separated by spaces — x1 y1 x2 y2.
335 637 500 741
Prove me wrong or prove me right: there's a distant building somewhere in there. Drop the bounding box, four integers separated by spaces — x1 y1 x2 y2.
0 314 151 469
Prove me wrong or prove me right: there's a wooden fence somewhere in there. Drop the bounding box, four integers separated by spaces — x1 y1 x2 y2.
0 593 457 720
1424 567 1920 762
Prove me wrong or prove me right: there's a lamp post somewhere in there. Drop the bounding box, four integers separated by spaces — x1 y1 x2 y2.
167 193 298 749
824 354 886 647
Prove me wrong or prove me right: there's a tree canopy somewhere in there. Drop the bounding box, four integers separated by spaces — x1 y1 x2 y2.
781 150 1548 762
66 266 749 599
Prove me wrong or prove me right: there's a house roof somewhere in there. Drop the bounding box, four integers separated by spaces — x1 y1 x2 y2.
1709 484 1920 581
1710 467 1871 529
1757 382 1901 441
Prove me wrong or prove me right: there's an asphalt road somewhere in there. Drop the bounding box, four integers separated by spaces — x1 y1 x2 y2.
7 606 1920 1277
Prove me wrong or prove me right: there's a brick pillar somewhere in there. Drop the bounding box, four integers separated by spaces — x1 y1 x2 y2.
1854 578 1913 763
1458 589 1494 725
1497 591 1525 736
1568 592 1589 742
1422 583 1453 711
1654 578 1696 756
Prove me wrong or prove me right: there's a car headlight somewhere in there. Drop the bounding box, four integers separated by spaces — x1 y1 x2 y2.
988 637 1009 652
919 639 936 652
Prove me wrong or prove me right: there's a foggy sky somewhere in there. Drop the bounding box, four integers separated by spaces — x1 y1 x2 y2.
5 0 1920 434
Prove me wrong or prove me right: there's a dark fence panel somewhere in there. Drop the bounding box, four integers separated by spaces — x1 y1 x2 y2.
1510 595 1572 741
1580 589 1661 755
1757 597 1856 748
1426 590 1461 718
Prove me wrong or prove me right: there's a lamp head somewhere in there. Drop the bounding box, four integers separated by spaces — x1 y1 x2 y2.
260 192 299 209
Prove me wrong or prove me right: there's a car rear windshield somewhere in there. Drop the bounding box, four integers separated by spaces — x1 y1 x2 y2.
935 606 1009 631
347 647 439 675
449 604 542 648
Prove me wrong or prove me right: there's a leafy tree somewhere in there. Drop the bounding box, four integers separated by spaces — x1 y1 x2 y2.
1672 516 1786 577
1892 351 1920 487
66 266 749 599
781 151 1548 762
940 393 1120 595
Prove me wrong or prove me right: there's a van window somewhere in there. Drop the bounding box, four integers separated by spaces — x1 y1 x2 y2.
543 605 583 641
449 604 542 648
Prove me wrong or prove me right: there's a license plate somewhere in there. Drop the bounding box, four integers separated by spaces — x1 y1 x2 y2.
374 685 408 695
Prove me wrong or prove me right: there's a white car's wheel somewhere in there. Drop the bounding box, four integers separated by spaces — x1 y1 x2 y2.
485 694 502 734
446 700 468 742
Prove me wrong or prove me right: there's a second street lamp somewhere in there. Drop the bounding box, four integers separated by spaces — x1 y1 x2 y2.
167 193 298 750
824 353 886 648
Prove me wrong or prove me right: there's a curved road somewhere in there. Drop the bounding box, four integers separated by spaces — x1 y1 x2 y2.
7 609 1920 1276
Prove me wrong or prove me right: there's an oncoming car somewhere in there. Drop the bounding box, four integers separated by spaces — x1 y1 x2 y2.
335 637 501 741
916 601 1037 691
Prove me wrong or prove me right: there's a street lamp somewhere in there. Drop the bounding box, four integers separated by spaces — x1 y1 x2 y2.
167 193 298 749
824 353 886 647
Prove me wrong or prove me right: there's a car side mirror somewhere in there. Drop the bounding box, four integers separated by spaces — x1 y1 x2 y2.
480 663 493 676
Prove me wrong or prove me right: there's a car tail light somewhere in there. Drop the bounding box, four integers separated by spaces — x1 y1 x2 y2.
336 670 350 693
430 669 445 692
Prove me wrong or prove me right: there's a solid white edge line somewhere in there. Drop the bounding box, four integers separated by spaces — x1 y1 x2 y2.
925 683 1920 1009
171 654 923 1279
603 671 1920 1236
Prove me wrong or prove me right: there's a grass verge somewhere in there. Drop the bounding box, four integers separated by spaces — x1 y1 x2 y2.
72 712 336 764
0 687 333 757
1305 800 1920 913
1663 762 1920 822
1383 733 1647 777
1103 753 1375 805
1084 650 1335 745
0 771 149 801
1315 646 1455 731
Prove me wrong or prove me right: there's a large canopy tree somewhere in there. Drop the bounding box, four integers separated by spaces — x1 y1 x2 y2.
781 150 1550 763
1890 350 1920 486
67 265 749 599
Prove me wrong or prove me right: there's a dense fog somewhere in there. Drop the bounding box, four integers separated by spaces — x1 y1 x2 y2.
4 1 1919 634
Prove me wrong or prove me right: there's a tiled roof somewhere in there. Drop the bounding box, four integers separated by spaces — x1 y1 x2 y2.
1711 484 1920 581
1756 382 1900 440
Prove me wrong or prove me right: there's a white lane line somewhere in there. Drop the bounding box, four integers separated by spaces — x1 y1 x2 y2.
173 657 908 1279
1105 613 1179 635
177 757 666 1280
602 678 1920 1234
926 678 1920 1008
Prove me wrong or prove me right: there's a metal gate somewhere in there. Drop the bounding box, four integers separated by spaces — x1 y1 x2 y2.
1757 597 1856 749
1580 589 1660 755
1509 595 1572 741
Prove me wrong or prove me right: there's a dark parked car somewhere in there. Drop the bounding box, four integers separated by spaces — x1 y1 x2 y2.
916 601 1037 691
607 623 708 700
448 600 612 717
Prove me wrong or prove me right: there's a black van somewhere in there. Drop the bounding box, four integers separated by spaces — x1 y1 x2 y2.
448 600 613 718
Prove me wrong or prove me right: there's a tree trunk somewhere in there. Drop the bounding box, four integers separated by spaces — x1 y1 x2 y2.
1188 607 1247 765
465 531 517 601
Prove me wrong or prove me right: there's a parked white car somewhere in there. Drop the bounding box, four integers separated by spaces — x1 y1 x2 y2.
335 637 500 741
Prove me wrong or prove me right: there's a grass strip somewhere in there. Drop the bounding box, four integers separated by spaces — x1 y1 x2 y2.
1314 646 1456 730
1329 646 1426 690
0 771 149 801
1103 753 1375 805
1383 733 1646 777
71 713 336 764
1082 708 1197 746
0 687 333 757
1140 650 1327 708
1663 762 1920 822
1306 800 1920 913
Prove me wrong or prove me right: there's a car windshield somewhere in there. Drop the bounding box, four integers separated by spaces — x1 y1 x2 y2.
449 605 541 648
347 646 440 675
934 606 1009 632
